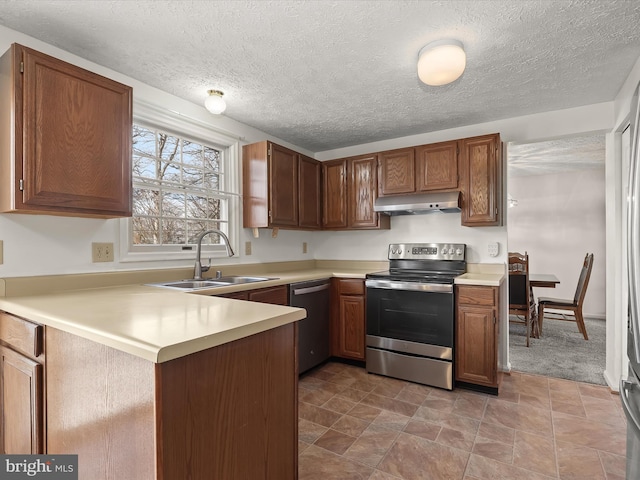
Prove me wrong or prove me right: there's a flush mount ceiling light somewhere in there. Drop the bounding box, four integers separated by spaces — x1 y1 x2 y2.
417 39 466 86
204 89 226 114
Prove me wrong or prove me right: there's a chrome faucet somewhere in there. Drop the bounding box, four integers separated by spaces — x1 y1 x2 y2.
193 229 235 280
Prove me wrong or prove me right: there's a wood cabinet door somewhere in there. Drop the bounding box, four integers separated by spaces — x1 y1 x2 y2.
455 305 496 387
17 44 132 217
322 159 348 229
269 143 299 227
349 154 379 228
338 294 366 360
415 141 458 191
0 346 44 454
298 155 322 229
459 134 502 226
378 148 415 196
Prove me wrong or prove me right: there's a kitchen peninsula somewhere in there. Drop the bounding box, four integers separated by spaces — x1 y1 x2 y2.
0 280 306 480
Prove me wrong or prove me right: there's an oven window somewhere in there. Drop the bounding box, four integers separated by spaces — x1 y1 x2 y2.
366 288 454 347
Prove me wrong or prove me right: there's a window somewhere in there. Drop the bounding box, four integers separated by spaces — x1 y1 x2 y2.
121 102 240 262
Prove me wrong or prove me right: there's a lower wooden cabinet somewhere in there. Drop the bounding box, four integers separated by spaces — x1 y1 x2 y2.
45 323 297 479
0 312 45 454
330 278 366 360
455 285 499 393
216 285 288 305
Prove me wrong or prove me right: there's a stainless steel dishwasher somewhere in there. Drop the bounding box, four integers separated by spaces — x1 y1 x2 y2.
290 279 331 374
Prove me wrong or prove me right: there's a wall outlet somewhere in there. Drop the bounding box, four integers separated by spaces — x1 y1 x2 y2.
92 242 114 262
245 241 252 255
488 242 500 257
0 240 3 265
303 242 308 254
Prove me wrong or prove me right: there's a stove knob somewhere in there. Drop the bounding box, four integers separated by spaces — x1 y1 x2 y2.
455 248 463 256
448 248 455 255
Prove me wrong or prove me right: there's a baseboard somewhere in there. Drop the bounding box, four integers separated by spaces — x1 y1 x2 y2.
603 369 620 393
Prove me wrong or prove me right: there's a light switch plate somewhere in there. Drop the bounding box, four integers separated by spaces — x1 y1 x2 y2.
488 242 499 257
303 242 308 254
245 241 252 255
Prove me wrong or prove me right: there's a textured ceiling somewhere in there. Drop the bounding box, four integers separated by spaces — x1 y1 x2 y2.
0 0 638 155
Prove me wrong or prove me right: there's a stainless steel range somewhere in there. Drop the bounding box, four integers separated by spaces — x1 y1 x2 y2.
365 243 466 390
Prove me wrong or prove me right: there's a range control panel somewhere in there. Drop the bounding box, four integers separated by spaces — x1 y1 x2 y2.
388 243 466 261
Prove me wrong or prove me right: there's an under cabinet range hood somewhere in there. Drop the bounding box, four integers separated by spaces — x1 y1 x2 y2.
374 191 461 215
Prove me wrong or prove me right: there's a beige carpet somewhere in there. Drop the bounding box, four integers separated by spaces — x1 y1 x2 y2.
508 316 607 385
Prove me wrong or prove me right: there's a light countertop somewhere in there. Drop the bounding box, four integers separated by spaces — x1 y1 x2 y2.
0 284 306 363
0 262 504 364
0 267 374 364
454 272 505 287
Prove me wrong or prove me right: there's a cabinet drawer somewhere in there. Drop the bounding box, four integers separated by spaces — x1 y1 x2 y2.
217 291 250 301
0 312 44 358
248 285 289 305
456 286 496 306
338 279 365 296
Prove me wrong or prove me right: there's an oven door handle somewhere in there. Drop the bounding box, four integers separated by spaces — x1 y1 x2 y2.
365 279 453 293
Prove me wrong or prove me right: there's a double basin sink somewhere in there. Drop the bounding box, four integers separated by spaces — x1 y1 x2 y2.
147 276 276 291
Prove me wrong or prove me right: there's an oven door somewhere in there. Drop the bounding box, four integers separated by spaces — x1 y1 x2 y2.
365 280 454 353
365 280 455 389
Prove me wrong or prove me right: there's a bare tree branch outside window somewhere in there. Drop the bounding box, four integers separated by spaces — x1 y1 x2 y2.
132 124 228 247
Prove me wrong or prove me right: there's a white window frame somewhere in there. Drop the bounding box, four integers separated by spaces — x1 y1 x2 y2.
119 100 241 263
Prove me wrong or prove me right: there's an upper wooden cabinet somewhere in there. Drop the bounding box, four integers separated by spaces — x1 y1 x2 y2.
244 133 502 230
378 148 415 195
243 141 322 230
415 141 459 192
322 158 348 229
323 154 389 230
299 154 322 229
268 143 298 227
379 141 458 196
459 133 502 226
0 43 133 218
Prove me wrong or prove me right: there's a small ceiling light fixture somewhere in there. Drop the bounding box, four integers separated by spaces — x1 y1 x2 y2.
417 39 466 86
204 89 226 114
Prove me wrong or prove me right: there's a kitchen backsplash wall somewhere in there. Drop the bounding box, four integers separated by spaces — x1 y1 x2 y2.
313 214 506 264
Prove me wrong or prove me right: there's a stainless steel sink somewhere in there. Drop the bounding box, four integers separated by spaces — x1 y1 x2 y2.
145 280 230 290
145 276 275 291
214 276 274 284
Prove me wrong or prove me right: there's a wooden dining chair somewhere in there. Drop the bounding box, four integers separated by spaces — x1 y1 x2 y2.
538 253 594 340
508 252 536 347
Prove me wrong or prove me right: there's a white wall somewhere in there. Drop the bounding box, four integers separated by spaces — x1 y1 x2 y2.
507 168 606 318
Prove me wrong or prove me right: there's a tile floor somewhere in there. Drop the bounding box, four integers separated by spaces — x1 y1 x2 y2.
298 361 627 479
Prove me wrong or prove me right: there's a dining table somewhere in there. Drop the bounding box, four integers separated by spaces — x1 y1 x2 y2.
530 273 561 289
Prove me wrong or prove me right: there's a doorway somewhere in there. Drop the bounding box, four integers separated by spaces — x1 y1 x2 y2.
506 134 607 385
